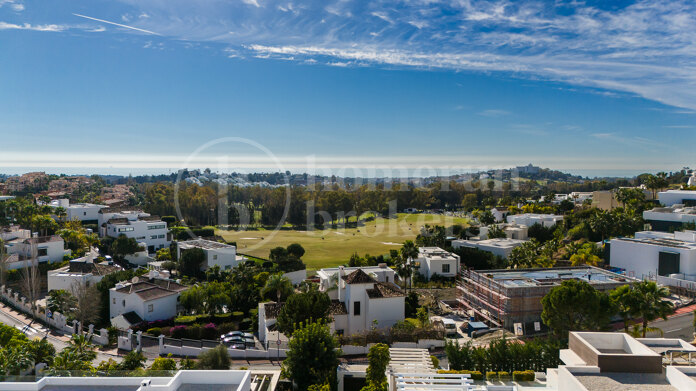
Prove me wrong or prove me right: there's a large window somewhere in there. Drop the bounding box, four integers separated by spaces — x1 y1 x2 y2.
658 251 680 276
353 301 361 316
148 224 166 230
442 264 450 273
117 227 134 233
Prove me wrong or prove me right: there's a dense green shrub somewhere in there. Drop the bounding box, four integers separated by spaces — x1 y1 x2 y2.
147 327 162 336
231 311 244 321
239 318 252 330
498 371 511 381
513 370 535 382
486 371 497 381
174 315 198 325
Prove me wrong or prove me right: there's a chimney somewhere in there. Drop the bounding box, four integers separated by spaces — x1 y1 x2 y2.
378 263 387 268
338 266 345 301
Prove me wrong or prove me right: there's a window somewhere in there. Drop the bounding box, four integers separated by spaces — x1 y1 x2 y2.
213 254 218 260
442 264 450 273
148 224 166 230
122 300 126 307
112 298 116 304
148 304 154 312
83 212 87 216
158 234 165 239
118 227 134 233
37 248 48 257
151 235 158 240
386 276 389 283
353 301 361 316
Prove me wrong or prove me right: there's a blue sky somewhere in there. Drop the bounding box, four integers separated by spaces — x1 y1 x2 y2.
1 0 695 177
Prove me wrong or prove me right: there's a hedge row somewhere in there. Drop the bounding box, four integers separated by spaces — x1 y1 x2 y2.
436 369 534 382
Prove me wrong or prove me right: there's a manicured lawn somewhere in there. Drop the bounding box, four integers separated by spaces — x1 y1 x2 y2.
216 213 469 271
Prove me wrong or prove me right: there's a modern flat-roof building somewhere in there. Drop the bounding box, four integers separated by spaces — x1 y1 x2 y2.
549 331 696 391
452 238 527 259
177 238 247 271
49 198 106 223
0 370 278 391
609 230 696 283
506 213 563 228
101 210 170 253
3 235 68 270
457 266 636 330
48 253 121 292
414 247 460 279
644 205 696 232
659 190 696 207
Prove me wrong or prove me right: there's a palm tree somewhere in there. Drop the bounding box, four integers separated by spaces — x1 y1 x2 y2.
400 240 419 290
48 349 93 375
65 334 97 362
261 273 293 302
0 345 33 379
632 281 674 337
609 284 637 333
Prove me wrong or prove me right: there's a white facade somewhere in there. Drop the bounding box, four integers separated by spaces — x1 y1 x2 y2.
50 199 106 222
177 239 246 270
103 211 170 253
109 275 187 325
490 208 508 223
506 213 563 228
609 230 696 281
415 247 460 279
0 225 30 242
3 235 67 269
0 370 253 391
477 223 528 240
452 238 527 259
643 205 696 231
47 253 120 292
659 190 696 207
317 266 404 337
317 265 397 295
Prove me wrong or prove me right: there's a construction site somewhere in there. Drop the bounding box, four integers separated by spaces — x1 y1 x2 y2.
456 266 637 333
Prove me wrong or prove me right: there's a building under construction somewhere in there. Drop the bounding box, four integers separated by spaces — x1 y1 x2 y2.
457 266 636 332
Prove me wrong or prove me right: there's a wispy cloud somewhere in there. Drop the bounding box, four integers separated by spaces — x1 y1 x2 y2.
0 0 23 12
479 109 511 117
72 13 160 35
8 0 696 110
591 132 669 150
0 21 65 32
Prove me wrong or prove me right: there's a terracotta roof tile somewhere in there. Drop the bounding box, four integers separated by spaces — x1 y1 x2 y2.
366 282 404 299
342 269 376 284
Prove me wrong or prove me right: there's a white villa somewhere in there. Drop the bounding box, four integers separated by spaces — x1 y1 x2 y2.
658 190 696 207
452 238 527 259
109 273 187 329
323 267 405 336
414 247 460 279
2 235 68 270
259 266 405 345
477 223 529 240
644 205 696 232
101 209 170 253
0 370 276 391
49 198 106 223
507 213 564 228
177 238 247 271
610 230 696 286
48 252 121 292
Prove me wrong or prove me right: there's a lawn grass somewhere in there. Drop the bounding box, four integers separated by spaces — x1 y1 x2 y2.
216 213 469 271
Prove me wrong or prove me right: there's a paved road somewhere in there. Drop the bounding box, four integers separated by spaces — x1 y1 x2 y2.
649 312 694 340
0 304 122 364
